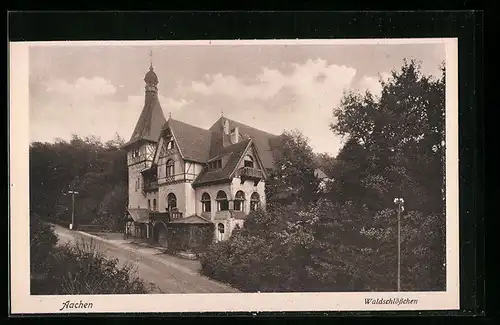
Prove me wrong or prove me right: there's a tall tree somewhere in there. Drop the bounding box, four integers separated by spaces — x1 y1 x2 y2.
265 130 320 207
330 59 446 290
29 134 128 230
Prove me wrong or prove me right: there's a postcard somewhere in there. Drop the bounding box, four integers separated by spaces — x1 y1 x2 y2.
9 38 459 313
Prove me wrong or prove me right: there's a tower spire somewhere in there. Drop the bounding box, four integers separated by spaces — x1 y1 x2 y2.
149 49 153 70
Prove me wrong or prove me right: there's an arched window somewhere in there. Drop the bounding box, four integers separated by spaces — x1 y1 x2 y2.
201 192 211 213
244 155 254 168
166 138 174 150
216 190 229 211
153 199 157 211
148 199 151 210
250 192 260 212
217 223 225 241
167 193 177 211
166 159 174 176
234 190 245 211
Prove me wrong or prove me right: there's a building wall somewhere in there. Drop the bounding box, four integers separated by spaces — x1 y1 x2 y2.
145 191 159 211
193 177 266 242
230 177 266 213
194 183 232 220
158 182 187 214
128 160 150 209
184 182 197 217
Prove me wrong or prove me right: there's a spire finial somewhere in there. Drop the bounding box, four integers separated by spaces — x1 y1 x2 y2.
149 49 153 70
169 112 172 119
221 110 224 117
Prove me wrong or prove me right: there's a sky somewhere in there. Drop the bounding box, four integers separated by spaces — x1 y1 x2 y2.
29 41 445 157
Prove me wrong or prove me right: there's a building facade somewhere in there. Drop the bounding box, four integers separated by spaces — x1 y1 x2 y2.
123 63 280 250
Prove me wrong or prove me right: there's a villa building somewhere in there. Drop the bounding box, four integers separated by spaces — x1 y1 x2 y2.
122 62 283 251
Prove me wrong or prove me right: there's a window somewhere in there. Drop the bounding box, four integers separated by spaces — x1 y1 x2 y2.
166 138 174 150
201 192 211 212
167 193 177 211
148 199 151 210
135 179 138 192
217 223 225 241
153 199 157 211
234 190 245 211
216 190 229 211
132 149 140 159
250 192 260 212
208 159 222 170
244 155 254 168
166 159 174 176
135 177 141 192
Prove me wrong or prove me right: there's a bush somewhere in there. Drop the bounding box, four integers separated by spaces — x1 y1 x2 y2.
32 237 153 295
200 199 445 293
30 213 154 295
30 213 59 275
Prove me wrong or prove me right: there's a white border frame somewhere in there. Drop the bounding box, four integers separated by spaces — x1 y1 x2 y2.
9 38 459 313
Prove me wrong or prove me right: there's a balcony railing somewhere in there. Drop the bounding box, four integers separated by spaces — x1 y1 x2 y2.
238 167 264 185
239 167 264 179
149 211 183 223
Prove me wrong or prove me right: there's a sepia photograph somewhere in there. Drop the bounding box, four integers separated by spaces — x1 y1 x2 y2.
10 38 459 313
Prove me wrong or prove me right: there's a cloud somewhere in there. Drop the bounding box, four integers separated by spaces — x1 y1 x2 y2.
126 95 192 113
44 77 117 97
31 76 191 145
357 72 392 96
190 59 356 101
175 59 358 156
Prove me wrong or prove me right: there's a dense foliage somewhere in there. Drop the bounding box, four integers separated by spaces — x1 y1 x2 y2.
200 59 446 292
30 213 152 295
30 134 127 230
265 130 322 207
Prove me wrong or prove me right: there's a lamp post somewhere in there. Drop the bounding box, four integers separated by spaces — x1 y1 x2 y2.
393 197 405 292
68 190 79 230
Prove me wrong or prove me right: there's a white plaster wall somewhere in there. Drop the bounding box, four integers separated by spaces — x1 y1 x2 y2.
230 177 266 213
184 182 197 217
194 183 231 219
128 163 148 209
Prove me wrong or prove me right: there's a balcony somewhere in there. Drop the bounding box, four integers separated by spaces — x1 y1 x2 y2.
238 167 264 185
143 180 158 192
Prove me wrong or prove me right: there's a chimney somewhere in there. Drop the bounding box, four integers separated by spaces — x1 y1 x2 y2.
230 126 240 144
223 119 230 135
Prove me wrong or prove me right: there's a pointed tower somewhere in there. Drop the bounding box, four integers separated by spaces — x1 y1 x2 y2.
123 56 166 210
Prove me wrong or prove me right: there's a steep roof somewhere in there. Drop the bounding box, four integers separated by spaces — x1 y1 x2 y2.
165 118 213 162
124 94 166 148
209 117 279 170
192 139 251 187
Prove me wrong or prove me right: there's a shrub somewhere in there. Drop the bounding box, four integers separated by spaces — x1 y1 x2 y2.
200 198 445 293
30 213 59 275
30 214 154 295
32 237 153 295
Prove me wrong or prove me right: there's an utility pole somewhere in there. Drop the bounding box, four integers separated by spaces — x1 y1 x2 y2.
68 190 79 230
393 197 405 292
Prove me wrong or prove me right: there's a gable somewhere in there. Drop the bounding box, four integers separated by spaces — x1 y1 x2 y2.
238 143 266 173
192 139 251 187
208 117 279 170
